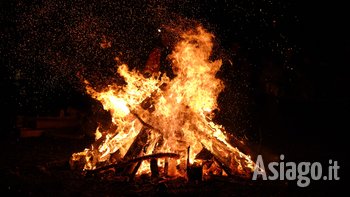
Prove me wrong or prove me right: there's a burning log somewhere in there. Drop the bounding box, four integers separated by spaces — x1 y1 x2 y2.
186 146 190 173
194 128 249 176
131 111 161 133
186 114 253 176
186 146 203 182
86 153 180 175
127 153 179 164
121 127 150 175
130 161 142 180
164 158 169 176
150 158 159 178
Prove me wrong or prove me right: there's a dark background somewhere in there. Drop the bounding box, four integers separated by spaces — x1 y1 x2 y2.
1 0 349 196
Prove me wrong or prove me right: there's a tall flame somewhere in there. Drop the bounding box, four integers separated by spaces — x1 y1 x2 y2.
71 25 254 177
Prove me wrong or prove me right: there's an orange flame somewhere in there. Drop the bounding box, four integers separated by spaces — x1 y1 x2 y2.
71 25 254 177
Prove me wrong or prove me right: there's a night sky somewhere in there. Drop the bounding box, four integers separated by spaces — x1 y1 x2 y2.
0 0 349 194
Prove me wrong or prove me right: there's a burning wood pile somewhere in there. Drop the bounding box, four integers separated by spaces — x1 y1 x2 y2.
70 25 255 182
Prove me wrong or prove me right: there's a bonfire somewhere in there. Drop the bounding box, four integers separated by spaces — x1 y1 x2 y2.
70 25 255 180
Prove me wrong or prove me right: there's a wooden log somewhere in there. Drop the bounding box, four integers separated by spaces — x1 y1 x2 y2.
127 153 179 163
213 157 231 176
186 146 190 173
164 158 169 176
86 153 180 176
20 128 44 138
130 111 161 133
130 161 142 180
195 147 230 176
150 158 159 178
121 127 150 175
190 118 252 176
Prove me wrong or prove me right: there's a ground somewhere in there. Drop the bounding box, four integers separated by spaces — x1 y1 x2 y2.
0 98 347 196
0 135 285 196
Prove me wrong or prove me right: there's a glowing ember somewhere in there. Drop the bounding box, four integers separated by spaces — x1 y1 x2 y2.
71 25 255 178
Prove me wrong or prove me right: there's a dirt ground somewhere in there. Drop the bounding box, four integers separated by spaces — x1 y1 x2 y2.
0 134 286 197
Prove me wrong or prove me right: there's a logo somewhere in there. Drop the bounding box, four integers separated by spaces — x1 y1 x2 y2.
252 154 340 187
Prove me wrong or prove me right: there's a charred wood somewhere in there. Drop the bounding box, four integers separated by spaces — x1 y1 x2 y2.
121 127 150 175
150 158 159 178
86 153 180 176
